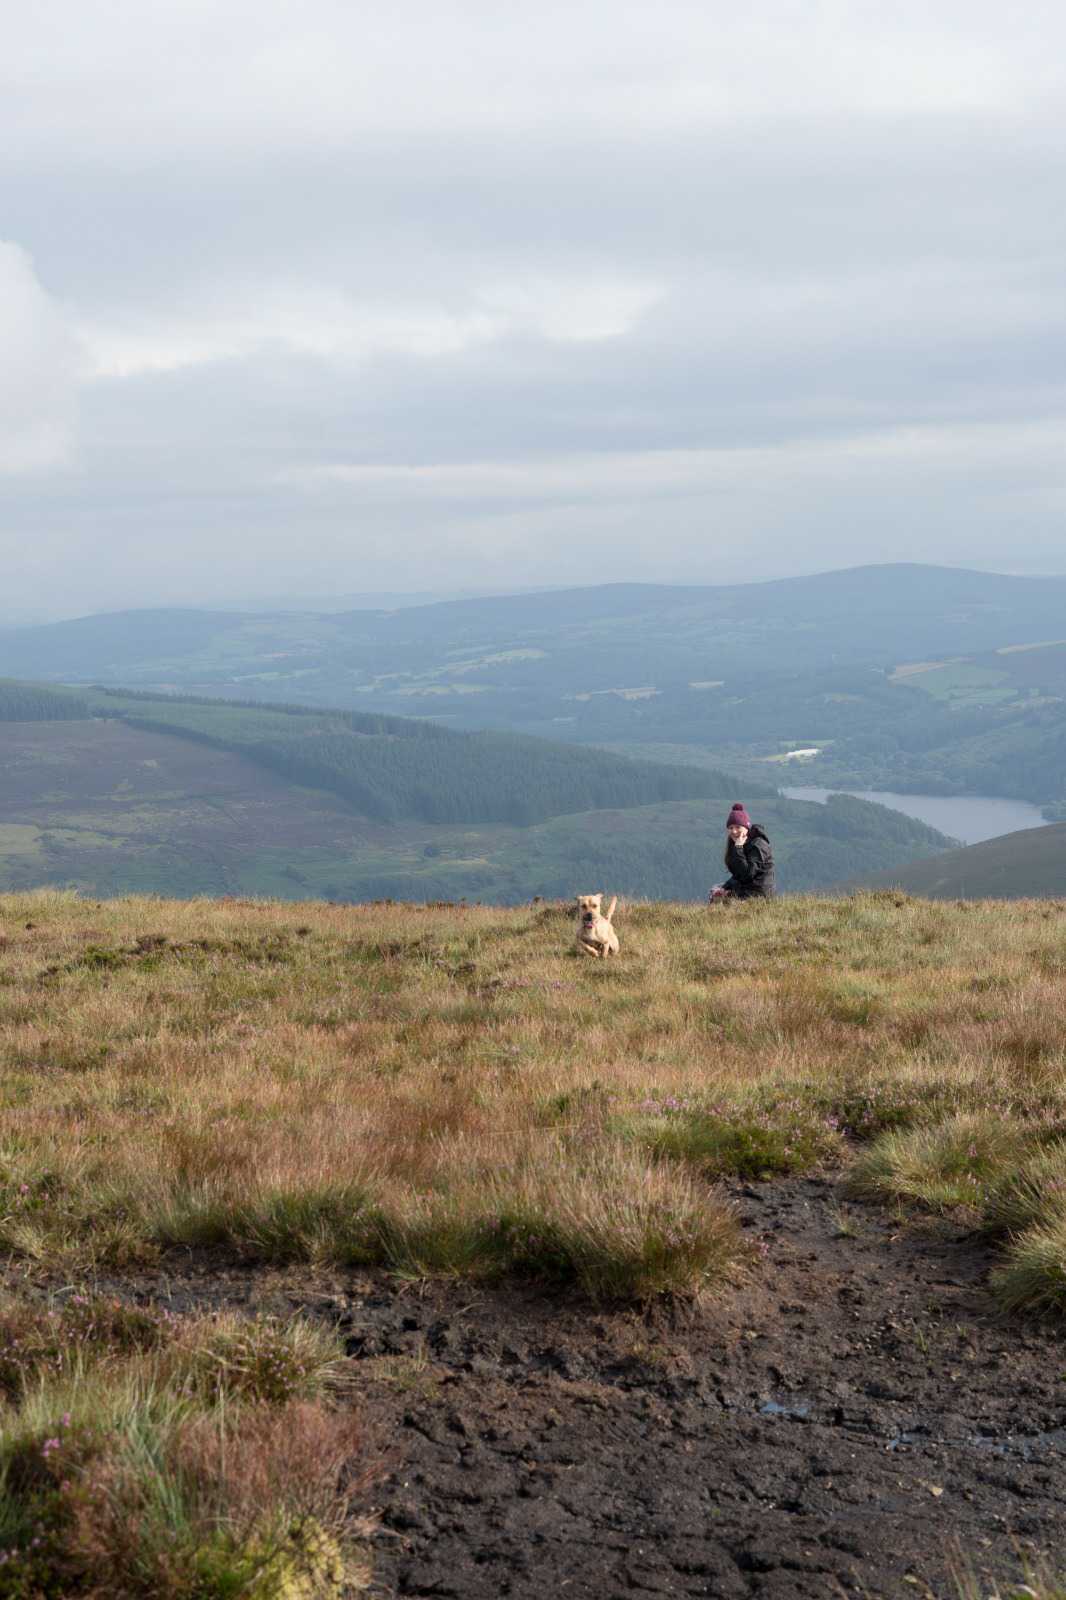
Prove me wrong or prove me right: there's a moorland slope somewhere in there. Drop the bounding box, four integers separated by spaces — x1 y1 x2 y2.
867 819 1066 898
2 890 1066 1594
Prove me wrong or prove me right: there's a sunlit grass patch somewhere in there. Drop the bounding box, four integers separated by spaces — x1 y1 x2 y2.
9 890 1066 1311
0 1146 158 1269
615 1094 843 1179
981 1141 1066 1239
845 1114 1034 1212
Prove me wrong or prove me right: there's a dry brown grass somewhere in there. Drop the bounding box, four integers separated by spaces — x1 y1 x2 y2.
2 888 1066 1297
4 888 1066 1590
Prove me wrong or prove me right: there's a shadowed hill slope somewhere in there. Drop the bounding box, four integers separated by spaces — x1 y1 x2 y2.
864 820 1066 898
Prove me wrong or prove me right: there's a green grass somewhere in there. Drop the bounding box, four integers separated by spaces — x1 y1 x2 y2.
846 1115 1039 1211
0 1301 378 1598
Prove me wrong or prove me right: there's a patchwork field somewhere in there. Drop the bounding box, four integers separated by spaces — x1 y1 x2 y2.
1 890 1066 1595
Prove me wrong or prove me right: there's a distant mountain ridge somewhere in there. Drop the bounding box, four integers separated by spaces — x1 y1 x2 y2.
7 564 1066 687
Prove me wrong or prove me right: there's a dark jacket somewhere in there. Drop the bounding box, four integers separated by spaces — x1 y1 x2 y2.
722 824 775 899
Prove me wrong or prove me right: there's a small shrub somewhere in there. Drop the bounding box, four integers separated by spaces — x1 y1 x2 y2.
808 1078 963 1140
0 1383 380 1599
169 1315 348 1406
0 1295 170 1401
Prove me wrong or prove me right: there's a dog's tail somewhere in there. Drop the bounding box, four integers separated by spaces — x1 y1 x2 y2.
606 896 617 921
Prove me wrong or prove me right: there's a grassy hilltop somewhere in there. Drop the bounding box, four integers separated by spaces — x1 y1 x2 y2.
4 888 1066 1595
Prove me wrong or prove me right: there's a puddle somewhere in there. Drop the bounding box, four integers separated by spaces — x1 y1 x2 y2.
885 1431 924 1452
759 1398 812 1420
885 1425 1066 1461
970 1427 1066 1461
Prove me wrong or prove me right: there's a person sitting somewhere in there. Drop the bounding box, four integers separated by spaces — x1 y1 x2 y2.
708 803 775 902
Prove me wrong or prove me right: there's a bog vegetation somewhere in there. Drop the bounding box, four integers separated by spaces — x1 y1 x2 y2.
2 887 1066 1595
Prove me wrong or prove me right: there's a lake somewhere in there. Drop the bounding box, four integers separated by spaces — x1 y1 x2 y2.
780 788 1048 845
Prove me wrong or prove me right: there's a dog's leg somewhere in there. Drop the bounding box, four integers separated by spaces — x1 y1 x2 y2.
606 897 617 921
577 940 599 957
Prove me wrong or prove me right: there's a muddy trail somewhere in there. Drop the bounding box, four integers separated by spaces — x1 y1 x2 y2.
59 1178 1066 1598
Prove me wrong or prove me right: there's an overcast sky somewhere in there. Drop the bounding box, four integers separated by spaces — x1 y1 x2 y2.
3 1 1066 619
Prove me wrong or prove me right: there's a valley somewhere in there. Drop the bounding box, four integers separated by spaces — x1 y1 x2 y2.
0 689 950 902
3 564 1066 813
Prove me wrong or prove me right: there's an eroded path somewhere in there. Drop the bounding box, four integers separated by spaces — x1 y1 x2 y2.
78 1179 1066 1598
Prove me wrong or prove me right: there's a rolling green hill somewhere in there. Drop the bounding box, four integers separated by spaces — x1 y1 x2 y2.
3 565 1066 807
863 821 1066 899
0 685 952 901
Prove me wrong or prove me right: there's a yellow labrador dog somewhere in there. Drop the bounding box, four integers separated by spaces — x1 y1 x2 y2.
575 894 619 958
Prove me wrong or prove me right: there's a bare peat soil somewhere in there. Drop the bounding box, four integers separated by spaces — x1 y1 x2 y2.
58 1179 1066 1599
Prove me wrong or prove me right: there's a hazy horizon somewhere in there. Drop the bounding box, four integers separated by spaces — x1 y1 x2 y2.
6 556 1066 630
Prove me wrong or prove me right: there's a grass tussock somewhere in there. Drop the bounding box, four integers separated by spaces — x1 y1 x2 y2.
991 1213 1066 1316
845 1115 1037 1212
0 1298 380 1599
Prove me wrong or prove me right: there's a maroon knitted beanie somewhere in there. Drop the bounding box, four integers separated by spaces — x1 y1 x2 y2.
726 803 752 830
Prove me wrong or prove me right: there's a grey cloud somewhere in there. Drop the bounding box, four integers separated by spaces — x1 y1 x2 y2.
3 3 1066 614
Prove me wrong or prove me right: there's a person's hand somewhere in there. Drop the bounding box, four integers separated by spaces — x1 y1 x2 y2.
732 827 748 847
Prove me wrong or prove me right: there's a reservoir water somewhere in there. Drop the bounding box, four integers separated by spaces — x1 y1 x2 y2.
779 788 1048 846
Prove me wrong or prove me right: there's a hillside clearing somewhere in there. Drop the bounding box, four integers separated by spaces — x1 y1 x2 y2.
2 890 1066 1596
